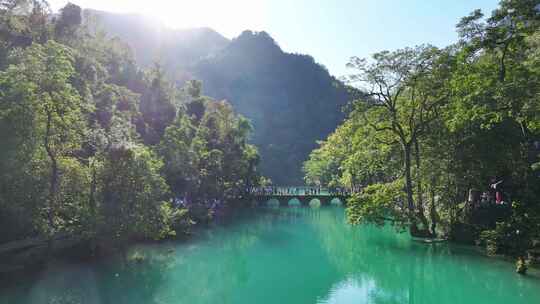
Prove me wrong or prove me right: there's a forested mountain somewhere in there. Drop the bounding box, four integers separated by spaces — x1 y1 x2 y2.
194 31 350 184
85 10 351 184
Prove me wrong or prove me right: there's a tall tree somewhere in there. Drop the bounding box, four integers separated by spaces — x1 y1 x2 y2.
139 64 177 145
345 45 452 235
1 41 86 237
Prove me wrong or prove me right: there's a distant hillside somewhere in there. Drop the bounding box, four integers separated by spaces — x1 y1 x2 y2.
87 10 351 184
85 9 229 81
194 31 350 184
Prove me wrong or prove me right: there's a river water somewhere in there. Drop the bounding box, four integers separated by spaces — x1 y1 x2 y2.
1 206 540 304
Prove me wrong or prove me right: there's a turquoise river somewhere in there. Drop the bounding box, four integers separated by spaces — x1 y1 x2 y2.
1 206 540 304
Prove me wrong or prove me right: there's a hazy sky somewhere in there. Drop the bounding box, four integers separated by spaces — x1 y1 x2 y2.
47 0 500 76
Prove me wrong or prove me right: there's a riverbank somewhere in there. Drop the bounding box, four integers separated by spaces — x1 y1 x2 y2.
2 201 538 279
0 199 255 278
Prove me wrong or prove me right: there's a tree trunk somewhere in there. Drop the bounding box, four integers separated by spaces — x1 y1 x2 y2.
414 139 430 232
519 122 533 198
429 179 438 237
89 160 98 255
44 109 59 256
47 157 58 231
44 109 58 237
402 142 417 233
403 140 431 237
499 41 509 82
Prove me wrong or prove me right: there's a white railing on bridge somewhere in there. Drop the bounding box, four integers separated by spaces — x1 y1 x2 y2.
248 186 355 196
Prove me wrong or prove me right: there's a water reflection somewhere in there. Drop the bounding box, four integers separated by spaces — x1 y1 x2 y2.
309 208 540 304
320 276 407 304
1 207 540 304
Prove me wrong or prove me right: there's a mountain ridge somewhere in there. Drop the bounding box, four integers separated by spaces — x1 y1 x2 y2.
85 9 230 73
85 9 351 184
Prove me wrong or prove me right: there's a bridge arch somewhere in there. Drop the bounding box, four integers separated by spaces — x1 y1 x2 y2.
266 198 280 208
251 188 351 208
288 198 301 207
308 198 321 208
250 199 259 207
330 198 344 206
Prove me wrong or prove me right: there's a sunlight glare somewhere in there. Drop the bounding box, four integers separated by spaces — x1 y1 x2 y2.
51 0 268 37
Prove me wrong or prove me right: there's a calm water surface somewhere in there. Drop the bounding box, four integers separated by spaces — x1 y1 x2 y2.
2 206 540 304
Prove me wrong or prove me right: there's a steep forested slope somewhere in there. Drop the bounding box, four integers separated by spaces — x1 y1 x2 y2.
87 10 351 184
194 31 350 183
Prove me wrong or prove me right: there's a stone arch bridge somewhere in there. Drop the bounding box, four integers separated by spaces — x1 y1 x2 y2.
249 187 351 207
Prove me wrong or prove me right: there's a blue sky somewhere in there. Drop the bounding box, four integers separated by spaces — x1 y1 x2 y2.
49 0 500 76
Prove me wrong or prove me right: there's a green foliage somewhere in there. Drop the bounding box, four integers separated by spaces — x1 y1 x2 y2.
304 114 401 189
306 0 540 251
303 121 354 187
158 93 262 210
54 2 82 42
480 201 540 257
139 64 177 145
0 40 88 238
0 2 262 250
97 146 172 241
347 180 407 228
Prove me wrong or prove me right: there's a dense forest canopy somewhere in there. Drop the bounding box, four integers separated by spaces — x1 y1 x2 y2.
304 0 540 271
0 1 263 249
85 10 352 184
